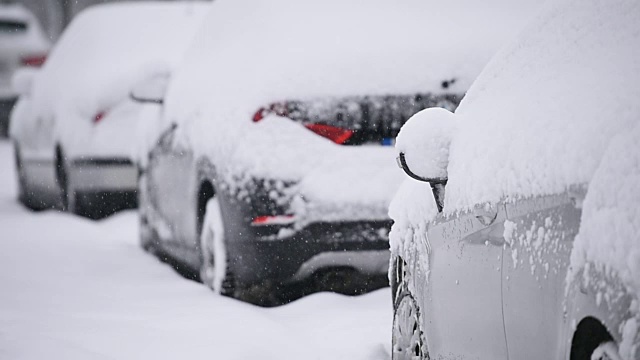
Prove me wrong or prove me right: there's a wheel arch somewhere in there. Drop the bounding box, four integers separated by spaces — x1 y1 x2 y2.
196 179 216 236
570 316 614 360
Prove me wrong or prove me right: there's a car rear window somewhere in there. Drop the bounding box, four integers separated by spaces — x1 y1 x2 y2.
256 93 462 145
0 19 27 34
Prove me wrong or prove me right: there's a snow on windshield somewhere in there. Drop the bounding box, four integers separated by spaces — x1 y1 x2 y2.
445 0 640 212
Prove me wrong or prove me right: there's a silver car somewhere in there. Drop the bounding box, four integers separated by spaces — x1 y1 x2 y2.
389 0 640 358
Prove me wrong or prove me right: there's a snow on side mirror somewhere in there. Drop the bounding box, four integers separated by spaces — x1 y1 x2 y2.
130 71 170 105
12 67 39 97
395 107 457 212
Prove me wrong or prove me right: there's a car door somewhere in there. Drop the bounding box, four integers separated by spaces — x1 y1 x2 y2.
147 124 198 260
501 192 582 358
421 203 509 359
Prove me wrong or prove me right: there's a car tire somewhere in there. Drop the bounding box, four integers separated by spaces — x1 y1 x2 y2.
137 173 157 253
199 197 234 296
14 145 38 209
56 149 83 216
392 287 428 360
590 341 622 360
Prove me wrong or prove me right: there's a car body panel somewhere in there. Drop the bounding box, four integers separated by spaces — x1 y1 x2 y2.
501 193 582 359
147 125 198 252
421 204 509 359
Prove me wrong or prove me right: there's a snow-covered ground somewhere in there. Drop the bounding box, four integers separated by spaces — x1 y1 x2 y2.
0 139 391 359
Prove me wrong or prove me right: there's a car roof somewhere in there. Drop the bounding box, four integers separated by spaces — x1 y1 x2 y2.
31 1 209 117
444 0 640 211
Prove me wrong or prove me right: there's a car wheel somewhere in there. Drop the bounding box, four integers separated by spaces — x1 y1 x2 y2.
591 341 622 360
14 146 28 204
392 290 428 360
199 197 234 296
137 173 156 253
56 149 82 215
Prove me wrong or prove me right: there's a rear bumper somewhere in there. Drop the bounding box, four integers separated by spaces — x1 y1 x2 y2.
70 158 137 192
227 220 392 285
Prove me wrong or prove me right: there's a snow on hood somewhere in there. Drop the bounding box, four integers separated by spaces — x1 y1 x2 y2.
444 0 640 212
165 0 540 221
28 2 208 153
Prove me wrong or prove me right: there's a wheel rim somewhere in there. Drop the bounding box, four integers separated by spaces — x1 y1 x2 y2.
393 294 426 360
591 341 622 360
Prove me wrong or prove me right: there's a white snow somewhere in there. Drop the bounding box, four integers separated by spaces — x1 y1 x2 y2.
445 0 640 211
163 0 540 224
10 2 208 159
569 123 640 315
389 0 640 350
0 140 391 360
395 107 458 181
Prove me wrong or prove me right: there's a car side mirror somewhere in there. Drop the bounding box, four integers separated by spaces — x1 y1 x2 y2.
130 71 170 104
395 107 457 212
12 67 39 97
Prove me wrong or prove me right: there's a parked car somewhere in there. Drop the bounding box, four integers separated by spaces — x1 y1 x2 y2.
390 0 640 358
0 2 49 137
135 0 539 304
10 2 208 218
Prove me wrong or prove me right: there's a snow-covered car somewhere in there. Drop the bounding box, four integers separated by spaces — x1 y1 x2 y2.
0 2 49 137
10 2 208 217
389 0 640 359
136 0 539 304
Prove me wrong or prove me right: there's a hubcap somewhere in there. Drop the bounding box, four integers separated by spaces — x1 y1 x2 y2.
392 295 426 360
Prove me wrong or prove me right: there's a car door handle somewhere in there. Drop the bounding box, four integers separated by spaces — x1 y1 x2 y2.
474 207 498 226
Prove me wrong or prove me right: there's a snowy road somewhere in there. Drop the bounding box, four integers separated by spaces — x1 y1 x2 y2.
0 140 391 360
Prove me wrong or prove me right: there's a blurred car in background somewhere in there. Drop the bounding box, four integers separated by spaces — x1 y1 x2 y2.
134 0 539 304
390 0 640 358
10 1 208 218
0 2 49 137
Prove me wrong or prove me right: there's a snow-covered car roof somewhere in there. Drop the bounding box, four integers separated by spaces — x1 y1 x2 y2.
444 0 640 212
165 0 540 177
30 2 209 123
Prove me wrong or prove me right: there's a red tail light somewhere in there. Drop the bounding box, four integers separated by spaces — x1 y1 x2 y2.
93 111 106 124
304 123 353 144
252 102 353 144
251 215 295 226
21 54 47 67
252 102 289 122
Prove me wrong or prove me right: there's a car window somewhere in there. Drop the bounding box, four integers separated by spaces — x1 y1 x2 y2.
0 19 28 34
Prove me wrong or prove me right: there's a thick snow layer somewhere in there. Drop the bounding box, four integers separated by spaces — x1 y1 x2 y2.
389 0 640 347
164 0 539 222
0 140 391 360
569 123 640 314
444 0 640 211
395 107 458 181
12 2 208 158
